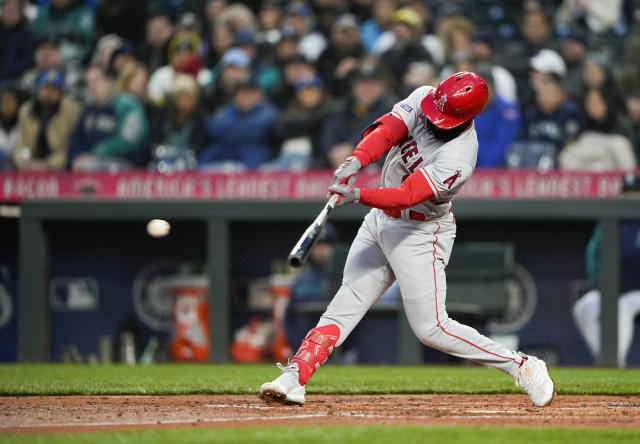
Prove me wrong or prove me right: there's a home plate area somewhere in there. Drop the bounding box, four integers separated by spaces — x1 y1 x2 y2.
2 394 640 433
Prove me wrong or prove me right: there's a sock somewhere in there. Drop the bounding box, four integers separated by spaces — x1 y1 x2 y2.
291 324 340 385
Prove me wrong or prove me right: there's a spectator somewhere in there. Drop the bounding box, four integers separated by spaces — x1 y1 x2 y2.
360 0 397 53
380 8 433 84
13 70 81 171
284 1 327 62
270 74 332 170
271 52 318 110
525 48 566 108
0 0 35 85
469 31 518 104
150 75 205 172
474 71 521 168
115 62 152 114
20 35 83 99
0 86 25 169
203 47 252 112
142 12 174 73
214 2 257 33
400 61 437 98
581 56 625 115
437 15 474 66
68 65 149 172
317 14 364 98
320 63 396 168
508 75 581 170
555 0 624 33
199 76 279 171
499 9 556 103
559 88 636 171
108 43 138 78
33 0 96 65
148 31 212 107
205 23 235 68
256 0 284 48
559 29 589 102
91 34 124 71
232 30 281 96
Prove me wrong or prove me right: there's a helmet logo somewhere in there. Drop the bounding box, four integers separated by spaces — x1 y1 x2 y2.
435 94 447 111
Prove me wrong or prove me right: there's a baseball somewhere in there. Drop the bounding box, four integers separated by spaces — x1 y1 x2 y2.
146 219 171 238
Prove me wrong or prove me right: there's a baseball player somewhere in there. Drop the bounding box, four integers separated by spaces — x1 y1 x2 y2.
260 72 555 407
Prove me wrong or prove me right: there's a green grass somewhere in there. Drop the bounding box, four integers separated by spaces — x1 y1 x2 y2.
3 426 640 444
0 364 639 396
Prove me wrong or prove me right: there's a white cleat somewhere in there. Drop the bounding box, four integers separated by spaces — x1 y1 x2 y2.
514 353 555 406
259 362 306 405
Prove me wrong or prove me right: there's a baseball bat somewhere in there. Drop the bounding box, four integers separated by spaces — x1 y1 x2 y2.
288 194 340 268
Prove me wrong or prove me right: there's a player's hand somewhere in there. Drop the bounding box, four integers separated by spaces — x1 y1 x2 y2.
328 184 360 206
333 156 362 186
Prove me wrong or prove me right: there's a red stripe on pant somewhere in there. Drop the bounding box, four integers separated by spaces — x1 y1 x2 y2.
291 324 340 385
431 222 517 363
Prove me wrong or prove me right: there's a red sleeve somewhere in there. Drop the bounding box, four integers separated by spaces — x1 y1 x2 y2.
351 114 408 167
358 169 435 211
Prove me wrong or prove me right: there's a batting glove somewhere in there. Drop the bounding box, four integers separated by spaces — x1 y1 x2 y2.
333 156 362 186
328 184 360 206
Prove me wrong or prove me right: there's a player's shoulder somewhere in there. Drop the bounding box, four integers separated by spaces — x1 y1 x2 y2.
394 85 434 116
406 85 434 102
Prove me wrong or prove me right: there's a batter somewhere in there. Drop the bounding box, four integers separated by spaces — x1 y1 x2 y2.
260 72 555 407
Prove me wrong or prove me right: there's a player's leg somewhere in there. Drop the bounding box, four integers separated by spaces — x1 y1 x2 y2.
571 289 601 360
382 217 553 406
617 290 640 367
260 211 394 404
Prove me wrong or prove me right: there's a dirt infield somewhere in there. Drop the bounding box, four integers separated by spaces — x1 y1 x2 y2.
2 394 640 434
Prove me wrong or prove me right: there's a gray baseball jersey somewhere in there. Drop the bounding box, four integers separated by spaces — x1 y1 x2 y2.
381 86 478 221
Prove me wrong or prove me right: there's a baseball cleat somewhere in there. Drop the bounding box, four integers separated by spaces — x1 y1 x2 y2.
514 353 555 407
259 362 306 405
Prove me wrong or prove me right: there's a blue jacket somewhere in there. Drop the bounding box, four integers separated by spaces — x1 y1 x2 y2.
475 95 521 168
518 100 581 153
0 21 36 82
68 93 149 166
199 100 278 168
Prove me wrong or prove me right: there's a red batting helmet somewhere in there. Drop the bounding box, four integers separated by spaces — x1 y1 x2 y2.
421 71 488 129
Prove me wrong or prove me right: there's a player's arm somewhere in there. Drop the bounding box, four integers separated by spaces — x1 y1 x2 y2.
333 114 408 185
330 158 474 210
329 168 434 211
333 87 426 184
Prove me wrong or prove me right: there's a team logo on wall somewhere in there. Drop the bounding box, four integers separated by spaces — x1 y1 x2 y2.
0 283 12 329
49 278 99 311
133 261 207 332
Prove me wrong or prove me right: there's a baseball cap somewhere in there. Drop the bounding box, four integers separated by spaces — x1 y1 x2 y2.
295 74 323 90
235 75 260 91
530 49 566 77
37 70 64 90
221 48 250 68
233 30 257 47
392 8 422 29
332 14 359 31
354 64 383 81
286 2 311 17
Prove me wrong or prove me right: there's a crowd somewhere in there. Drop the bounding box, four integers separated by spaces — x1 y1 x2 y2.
0 0 639 173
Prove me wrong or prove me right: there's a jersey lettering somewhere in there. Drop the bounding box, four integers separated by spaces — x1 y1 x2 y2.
408 158 423 173
443 170 462 189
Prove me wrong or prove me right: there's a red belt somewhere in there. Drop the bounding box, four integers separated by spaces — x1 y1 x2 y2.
383 209 426 221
